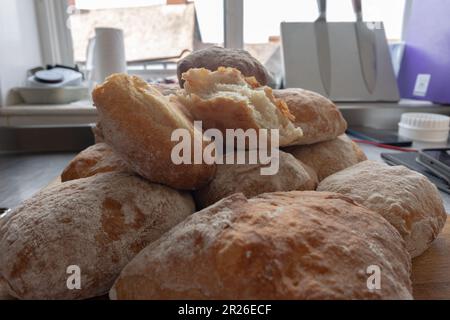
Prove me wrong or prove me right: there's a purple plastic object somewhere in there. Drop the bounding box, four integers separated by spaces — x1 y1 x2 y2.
398 0 450 104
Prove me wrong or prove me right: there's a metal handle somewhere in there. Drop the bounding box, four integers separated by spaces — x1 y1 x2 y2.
352 0 363 21
317 0 327 20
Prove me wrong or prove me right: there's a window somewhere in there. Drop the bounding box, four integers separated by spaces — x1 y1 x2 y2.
66 0 224 81
242 0 406 44
45 0 408 82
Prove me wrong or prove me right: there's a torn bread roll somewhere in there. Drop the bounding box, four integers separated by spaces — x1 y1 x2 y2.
110 191 412 300
284 134 367 181
92 73 216 190
177 67 303 147
194 150 318 209
61 143 130 182
273 88 347 145
0 172 195 299
318 160 447 258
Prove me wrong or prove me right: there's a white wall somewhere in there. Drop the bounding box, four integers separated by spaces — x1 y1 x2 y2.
0 0 43 106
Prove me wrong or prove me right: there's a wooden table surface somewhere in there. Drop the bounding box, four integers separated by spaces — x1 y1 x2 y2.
412 219 450 299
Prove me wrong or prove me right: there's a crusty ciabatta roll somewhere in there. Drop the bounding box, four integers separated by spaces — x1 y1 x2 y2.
61 143 130 182
0 172 195 299
318 161 447 258
92 73 216 190
177 67 303 147
194 150 318 209
273 88 347 145
110 191 412 300
284 134 367 181
92 83 179 144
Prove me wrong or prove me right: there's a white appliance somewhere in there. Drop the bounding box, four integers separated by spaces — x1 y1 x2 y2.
27 67 83 88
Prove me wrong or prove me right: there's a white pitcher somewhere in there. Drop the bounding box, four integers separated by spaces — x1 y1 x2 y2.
86 27 127 86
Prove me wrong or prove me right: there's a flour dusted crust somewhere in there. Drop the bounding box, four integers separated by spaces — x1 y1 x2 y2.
0 172 195 299
177 46 271 87
92 123 104 143
177 67 303 147
61 143 130 182
273 88 347 145
284 134 367 181
318 161 447 258
152 83 180 96
92 73 216 190
194 150 318 209
0 276 14 300
110 191 412 300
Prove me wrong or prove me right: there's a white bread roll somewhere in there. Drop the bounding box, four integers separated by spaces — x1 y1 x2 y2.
177 67 303 147
273 88 347 145
92 73 216 190
318 161 447 258
110 191 412 300
194 150 318 209
61 143 130 182
0 172 195 299
284 134 367 181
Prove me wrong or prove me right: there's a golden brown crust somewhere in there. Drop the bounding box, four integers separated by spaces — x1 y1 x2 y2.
274 88 347 145
0 172 195 299
110 191 412 300
194 150 318 209
177 46 271 87
318 161 447 258
264 87 295 122
92 73 216 190
284 134 367 181
244 76 261 89
61 143 130 182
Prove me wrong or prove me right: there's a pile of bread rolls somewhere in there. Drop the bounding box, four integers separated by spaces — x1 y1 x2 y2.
0 47 446 300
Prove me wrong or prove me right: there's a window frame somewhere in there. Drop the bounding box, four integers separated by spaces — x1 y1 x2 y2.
224 0 243 49
36 0 412 70
35 0 244 69
35 0 74 66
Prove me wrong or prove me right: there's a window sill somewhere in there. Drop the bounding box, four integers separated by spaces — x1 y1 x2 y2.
0 100 98 126
1 99 449 129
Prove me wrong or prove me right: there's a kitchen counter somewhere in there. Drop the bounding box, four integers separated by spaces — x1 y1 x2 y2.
0 152 76 209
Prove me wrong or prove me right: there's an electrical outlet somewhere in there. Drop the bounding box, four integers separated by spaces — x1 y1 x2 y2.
413 74 431 97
